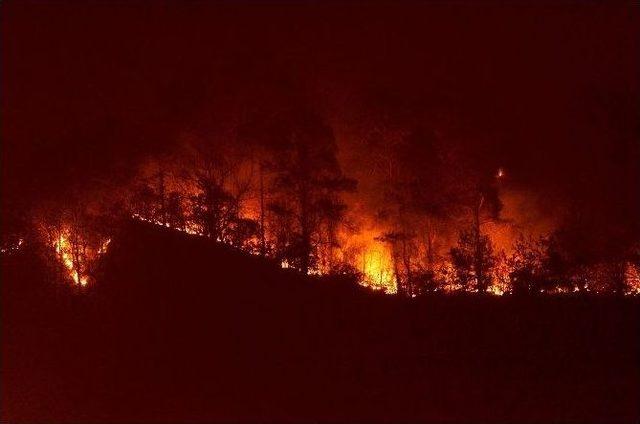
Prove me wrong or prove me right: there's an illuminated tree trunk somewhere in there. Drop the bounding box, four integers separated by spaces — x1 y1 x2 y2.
392 248 403 296
296 135 312 275
424 218 438 271
70 230 83 285
299 186 311 275
473 194 487 293
611 261 627 295
259 162 266 257
210 193 221 241
158 168 167 226
327 219 336 272
426 234 434 271
401 235 412 297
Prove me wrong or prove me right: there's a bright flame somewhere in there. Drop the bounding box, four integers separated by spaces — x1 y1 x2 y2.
130 211 638 297
360 245 396 294
51 233 111 287
98 238 111 254
54 235 88 286
487 284 506 296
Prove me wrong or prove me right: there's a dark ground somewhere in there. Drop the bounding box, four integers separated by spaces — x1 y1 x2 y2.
2 221 639 423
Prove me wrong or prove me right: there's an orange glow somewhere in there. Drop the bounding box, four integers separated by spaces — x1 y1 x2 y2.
360 244 396 294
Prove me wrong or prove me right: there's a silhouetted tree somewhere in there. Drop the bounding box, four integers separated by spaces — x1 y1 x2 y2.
375 230 419 297
360 95 464 295
227 217 260 251
508 235 547 295
450 228 496 292
316 195 349 272
265 109 354 274
165 192 187 230
180 134 256 244
236 117 276 257
33 193 112 286
129 156 189 228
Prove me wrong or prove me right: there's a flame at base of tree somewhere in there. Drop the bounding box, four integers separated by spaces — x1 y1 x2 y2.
26 150 638 297
344 227 397 294
27 209 640 296
49 230 111 287
128 211 640 297
53 235 89 286
131 212 399 293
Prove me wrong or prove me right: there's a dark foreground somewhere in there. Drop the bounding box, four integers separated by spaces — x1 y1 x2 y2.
2 222 639 423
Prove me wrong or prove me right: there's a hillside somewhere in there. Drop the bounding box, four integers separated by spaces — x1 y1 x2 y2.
2 220 640 423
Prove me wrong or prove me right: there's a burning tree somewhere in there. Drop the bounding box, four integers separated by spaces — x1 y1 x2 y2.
188 139 243 242
443 148 504 293
129 156 190 231
375 231 418 297
256 108 355 275
34 196 112 287
20 82 634 298
360 101 453 296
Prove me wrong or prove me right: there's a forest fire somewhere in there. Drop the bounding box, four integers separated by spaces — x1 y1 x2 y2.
25 149 633 297
53 235 88 286
14 151 637 297
2 3 638 298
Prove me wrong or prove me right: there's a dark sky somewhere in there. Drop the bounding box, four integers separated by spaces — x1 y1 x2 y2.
2 2 639 225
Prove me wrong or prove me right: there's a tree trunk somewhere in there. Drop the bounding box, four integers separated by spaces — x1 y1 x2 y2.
259 163 266 256
297 135 312 275
158 168 167 226
473 195 486 292
392 246 403 296
402 236 412 297
327 219 337 272
425 220 435 271
300 204 311 275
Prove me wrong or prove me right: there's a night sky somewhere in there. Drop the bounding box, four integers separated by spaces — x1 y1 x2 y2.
2 2 639 230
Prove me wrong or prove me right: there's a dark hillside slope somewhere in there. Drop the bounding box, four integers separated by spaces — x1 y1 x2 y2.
2 220 640 423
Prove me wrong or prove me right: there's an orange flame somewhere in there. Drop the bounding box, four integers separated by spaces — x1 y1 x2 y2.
52 233 111 287
53 235 89 286
360 245 396 294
